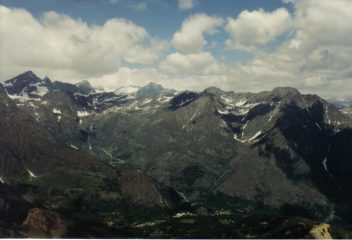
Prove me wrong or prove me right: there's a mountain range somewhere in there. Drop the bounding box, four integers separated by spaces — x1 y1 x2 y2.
1 71 352 238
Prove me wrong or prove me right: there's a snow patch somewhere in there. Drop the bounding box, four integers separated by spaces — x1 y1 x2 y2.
28 102 36 108
325 107 331 125
53 108 61 114
177 191 189 202
322 158 328 172
0 177 4 184
157 96 173 103
27 169 38 178
182 107 199 130
34 85 49 97
335 121 342 125
220 95 234 105
34 111 39 121
77 111 90 117
241 120 250 137
234 131 263 144
268 112 275 122
190 112 197 121
8 90 31 102
322 157 333 178
4 80 14 87
176 98 194 107
234 100 247 107
70 145 78 150
217 109 230 115
242 120 249 130
173 212 195 218
142 98 152 104
88 134 93 151
134 221 157 228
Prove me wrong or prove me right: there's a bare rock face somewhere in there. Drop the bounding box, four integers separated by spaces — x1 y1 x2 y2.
21 208 71 238
119 167 182 208
309 223 332 239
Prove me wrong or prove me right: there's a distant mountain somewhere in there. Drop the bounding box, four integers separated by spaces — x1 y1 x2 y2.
135 82 175 98
342 104 352 117
327 97 352 109
76 80 95 94
2 71 352 238
4 71 53 99
113 82 176 98
53 80 96 95
2 72 177 112
82 85 351 209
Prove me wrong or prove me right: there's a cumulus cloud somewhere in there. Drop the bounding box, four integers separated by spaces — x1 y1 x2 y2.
226 8 292 51
172 14 224 53
0 5 166 82
160 51 228 75
229 0 352 98
1 1 352 98
89 67 166 90
178 0 196 10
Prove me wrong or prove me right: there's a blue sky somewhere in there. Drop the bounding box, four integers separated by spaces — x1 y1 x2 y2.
0 0 351 98
0 0 291 31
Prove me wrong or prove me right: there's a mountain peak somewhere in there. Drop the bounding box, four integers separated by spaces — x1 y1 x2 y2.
203 86 225 96
75 80 95 94
76 80 92 88
43 76 50 81
143 82 164 89
14 71 43 83
4 71 45 97
10 70 41 82
22 70 37 78
136 82 174 98
271 87 301 96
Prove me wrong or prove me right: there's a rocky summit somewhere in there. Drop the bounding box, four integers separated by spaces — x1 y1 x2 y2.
1 71 352 238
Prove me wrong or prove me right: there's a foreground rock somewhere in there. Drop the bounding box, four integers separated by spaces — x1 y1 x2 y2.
20 208 71 238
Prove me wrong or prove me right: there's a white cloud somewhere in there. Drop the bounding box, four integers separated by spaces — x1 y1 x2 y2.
226 8 292 51
0 5 165 82
160 51 228 76
291 0 352 51
130 2 147 12
172 13 224 53
178 0 196 10
1 1 352 99
89 67 166 90
227 0 352 98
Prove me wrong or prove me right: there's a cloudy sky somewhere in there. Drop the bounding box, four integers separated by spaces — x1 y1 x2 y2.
0 0 351 98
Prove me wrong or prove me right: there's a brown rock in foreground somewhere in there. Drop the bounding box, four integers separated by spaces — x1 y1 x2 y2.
21 208 72 238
